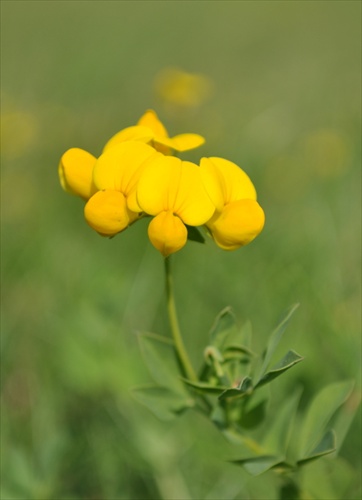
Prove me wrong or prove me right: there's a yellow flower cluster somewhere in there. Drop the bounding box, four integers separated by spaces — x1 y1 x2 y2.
59 110 265 256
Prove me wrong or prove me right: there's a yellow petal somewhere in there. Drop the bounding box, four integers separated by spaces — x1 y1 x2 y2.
148 211 187 257
173 161 216 225
207 199 265 250
168 133 205 152
102 125 154 153
137 157 215 225
152 133 205 153
84 190 137 236
136 155 182 216
137 109 169 138
59 148 96 200
93 141 159 199
201 157 257 204
199 158 225 212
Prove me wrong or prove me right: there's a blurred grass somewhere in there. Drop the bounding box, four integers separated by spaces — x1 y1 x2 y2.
1 1 361 499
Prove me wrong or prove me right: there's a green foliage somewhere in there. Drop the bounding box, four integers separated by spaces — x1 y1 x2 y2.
135 304 359 494
134 332 194 420
297 380 354 460
185 225 205 244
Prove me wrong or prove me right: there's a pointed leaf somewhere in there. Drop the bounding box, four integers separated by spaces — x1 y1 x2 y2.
185 225 205 243
301 454 356 500
132 385 193 421
239 399 267 429
239 320 253 351
218 377 253 401
137 332 185 392
298 380 354 458
223 344 255 359
297 430 336 466
331 389 361 454
180 377 228 395
255 350 304 388
256 303 299 381
231 455 285 476
262 387 302 455
209 307 237 349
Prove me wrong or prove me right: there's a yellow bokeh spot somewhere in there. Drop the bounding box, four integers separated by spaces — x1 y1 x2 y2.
303 129 351 179
1 111 39 158
154 67 213 107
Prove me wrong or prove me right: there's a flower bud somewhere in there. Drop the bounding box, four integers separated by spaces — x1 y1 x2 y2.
59 148 96 200
148 211 188 257
84 190 137 236
207 199 265 250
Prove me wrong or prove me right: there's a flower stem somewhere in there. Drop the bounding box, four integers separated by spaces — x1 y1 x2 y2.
164 256 198 382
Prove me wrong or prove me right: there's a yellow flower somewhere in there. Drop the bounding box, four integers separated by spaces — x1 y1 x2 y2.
154 67 213 108
136 156 216 256
84 141 160 236
103 109 205 155
58 148 97 200
200 157 265 250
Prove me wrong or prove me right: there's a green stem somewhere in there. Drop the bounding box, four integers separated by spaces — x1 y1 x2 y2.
164 256 198 382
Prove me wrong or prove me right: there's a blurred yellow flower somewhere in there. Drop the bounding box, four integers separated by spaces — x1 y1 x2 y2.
103 109 205 155
303 129 351 179
200 157 265 250
1 110 39 159
154 67 213 108
84 141 159 236
136 155 216 256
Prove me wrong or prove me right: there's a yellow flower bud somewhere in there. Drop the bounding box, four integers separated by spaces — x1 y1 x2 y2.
207 199 265 250
59 148 96 200
148 211 188 257
84 190 138 236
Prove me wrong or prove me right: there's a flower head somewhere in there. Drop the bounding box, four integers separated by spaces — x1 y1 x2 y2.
103 110 205 155
200 157 265 250
136 156 216 256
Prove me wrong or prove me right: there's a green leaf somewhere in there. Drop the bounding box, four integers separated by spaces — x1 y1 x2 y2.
211 405 228 429
255 350 304 388
218 377 253 401
239 320 253 351
239 399 267 429
301 454 356 500
298 380 354 459
132 385 193 421
231 455 285 476
279 480 300 500
180 377 228 395
223 344 254 360
137 332 185 393
331 389 361 455
297 430 336 466
262 387 302 455
186 225 205 243
256 303 299 381
209 307 237 349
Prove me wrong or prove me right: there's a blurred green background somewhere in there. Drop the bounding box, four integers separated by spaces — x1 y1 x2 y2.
1 1 361 498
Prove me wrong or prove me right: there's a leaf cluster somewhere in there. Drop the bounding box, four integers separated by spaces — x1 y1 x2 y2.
133 305 357 492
